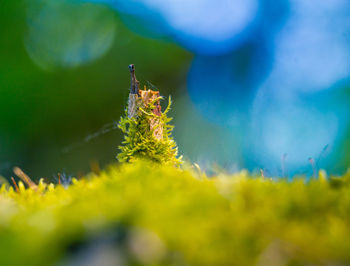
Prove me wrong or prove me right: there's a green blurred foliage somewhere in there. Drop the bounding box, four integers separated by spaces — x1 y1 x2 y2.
1 161 350 265
0 0 192 178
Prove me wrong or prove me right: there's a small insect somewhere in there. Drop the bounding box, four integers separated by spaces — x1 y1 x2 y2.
127 64 163 139
129 64 140 95
128 64 161 117
62 64 164 153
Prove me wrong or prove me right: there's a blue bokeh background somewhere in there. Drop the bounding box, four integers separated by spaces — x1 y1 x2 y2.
1 0 350 178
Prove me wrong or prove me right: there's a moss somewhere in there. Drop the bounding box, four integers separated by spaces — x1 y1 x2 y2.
1 162 350 265
117 66 182 165
117 95 181 166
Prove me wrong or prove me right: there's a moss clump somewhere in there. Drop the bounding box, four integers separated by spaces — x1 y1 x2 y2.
1 162 350 265
117 64 181 165
118 96 181 165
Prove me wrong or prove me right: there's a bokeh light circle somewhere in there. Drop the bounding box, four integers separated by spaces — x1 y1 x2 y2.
25 1 117 70
106 0 261 54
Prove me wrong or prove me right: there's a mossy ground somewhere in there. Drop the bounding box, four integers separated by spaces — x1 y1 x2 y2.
1 161 350 265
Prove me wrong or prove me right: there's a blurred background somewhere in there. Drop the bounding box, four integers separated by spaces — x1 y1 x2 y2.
1 0 350 179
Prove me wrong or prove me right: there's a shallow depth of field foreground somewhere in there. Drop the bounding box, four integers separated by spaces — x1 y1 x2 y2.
1 161 350 266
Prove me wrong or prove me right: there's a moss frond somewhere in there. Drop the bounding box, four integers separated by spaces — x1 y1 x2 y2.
117 87 181 166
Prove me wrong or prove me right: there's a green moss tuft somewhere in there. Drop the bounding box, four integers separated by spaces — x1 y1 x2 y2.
117 93 182 166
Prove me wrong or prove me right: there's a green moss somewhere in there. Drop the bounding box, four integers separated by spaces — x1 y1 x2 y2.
1 162 350 265
117 94 182 166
